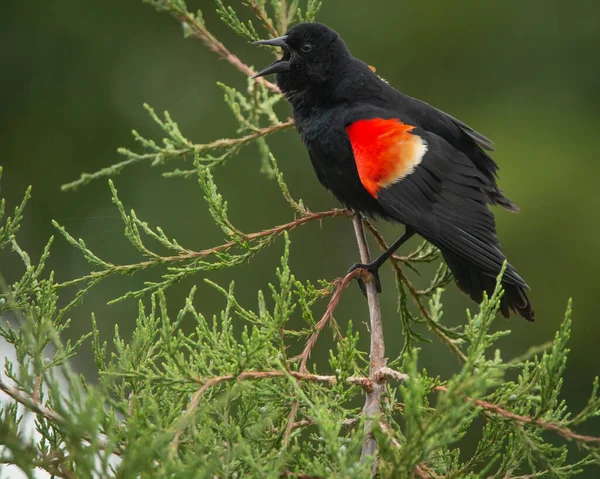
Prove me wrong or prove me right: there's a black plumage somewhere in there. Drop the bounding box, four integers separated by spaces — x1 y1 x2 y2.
253 22 534 321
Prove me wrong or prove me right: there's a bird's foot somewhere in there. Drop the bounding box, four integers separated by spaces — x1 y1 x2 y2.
347 261 382 297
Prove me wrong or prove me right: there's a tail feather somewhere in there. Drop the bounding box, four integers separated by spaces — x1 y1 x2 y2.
489 186 520 213
442 251 535 322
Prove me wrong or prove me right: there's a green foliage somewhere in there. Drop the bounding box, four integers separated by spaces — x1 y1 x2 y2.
0 167 31 251
1 1 599 478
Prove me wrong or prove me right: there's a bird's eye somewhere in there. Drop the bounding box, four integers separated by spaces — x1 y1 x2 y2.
301 43 313 53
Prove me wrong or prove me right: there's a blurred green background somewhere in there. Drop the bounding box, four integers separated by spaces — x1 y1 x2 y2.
2 0 600 471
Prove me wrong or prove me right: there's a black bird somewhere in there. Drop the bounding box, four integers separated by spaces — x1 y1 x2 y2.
253 22 534 321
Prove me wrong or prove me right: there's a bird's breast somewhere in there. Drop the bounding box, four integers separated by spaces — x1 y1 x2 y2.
296 111 387 216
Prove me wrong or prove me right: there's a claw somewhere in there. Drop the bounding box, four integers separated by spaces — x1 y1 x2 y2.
348 262 382 297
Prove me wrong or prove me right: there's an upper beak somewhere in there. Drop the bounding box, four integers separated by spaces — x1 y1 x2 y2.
251 35 291 79
251 35 288 48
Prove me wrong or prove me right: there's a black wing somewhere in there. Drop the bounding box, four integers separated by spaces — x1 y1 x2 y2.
376 129 533 320
394 95 519 212
430 105 495 152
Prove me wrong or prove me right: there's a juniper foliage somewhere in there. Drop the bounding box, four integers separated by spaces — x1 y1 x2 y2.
1 1 600 478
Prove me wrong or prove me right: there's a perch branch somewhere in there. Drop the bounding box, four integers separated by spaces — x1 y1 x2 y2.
352 215 386 474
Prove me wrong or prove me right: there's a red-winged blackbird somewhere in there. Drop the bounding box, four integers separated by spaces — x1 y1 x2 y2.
253 23 534 321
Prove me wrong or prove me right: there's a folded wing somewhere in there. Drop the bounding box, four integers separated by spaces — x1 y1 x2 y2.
345 116 534 320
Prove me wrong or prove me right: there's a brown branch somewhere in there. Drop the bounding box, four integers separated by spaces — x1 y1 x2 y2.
298 268 362 373
280 472 324 479
0 376 65 427
272 416 360 434
379 424 436 479
285 418 312 431
282 400 300 448
205 370 370 385
0 375 122 457
419 464 441 479
279 0 289 33
379 422 401 449
413 464 434 479
352 215 386 475
106 208 349 273
61 120 295 192
398 266 467 363
139 120 293 159
169 378 217 458
32 373 42 403
57 208 351 288
0 452 78 479
168 7 280 93
168 368 404 456
249 1 280 38
188 119 293 154
434 385 600 445
363 220 467 363
285 266 359 447
36 452 77 479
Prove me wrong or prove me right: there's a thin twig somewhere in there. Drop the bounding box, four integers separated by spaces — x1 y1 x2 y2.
182 369 406 391
352 215 386 475
57 208 351 288
434 385 600 445
0 375 122 457
32 373 42 403
39 453 77 479
0 452 78 479
298 268 362 373
279 0 289 33
195 120 293 150
271 416 360 434
0 376 64 426
280 471 323 479
169 378 216 458
285 267 360 446
61 120 294 191
398 266 467 363
379 423 436 478
413 464 433 479
282 400 300 447
141 119 292 159
379 422 401 449
249 1 280 38
282 270 359 448
167 7 280 93
168 368 400 455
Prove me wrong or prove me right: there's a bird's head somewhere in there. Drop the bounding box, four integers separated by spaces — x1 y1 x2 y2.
252 23 351 96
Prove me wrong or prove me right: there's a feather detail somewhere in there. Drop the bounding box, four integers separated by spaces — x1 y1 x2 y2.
346 118 427 197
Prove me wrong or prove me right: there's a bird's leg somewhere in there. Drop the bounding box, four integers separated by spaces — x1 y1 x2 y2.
348 228 415 296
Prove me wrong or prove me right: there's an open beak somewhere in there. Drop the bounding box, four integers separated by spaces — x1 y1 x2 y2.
251 35 291 78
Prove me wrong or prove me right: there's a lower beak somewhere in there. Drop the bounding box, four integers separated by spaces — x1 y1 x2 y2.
251 35 291 79
253 59 291 78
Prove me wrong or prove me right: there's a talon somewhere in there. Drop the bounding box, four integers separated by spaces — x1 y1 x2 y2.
347 262 382 296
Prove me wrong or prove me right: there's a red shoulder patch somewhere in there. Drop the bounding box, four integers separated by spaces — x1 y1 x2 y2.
346 118 427 197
